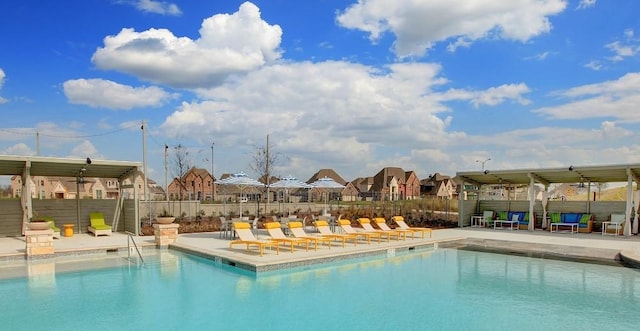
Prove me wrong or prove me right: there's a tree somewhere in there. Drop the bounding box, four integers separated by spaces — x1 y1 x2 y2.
250 134 284 209
172 144 192 200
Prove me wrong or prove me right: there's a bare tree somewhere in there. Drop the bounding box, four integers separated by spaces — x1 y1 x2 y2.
250 134 284 209
172 144 193 201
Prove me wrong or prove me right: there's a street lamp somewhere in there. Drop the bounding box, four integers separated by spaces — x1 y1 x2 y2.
476 158 491 171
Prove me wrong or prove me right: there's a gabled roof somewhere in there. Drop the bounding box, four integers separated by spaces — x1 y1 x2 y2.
307 169 347 185
370 167 406 191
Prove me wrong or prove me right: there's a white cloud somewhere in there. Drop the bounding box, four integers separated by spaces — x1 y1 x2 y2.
605 29 640 62
524 51 554 61
92 2 282 88
0 68 7 104
69 140 103 159
584 60 603 71
336 0 567 58
133 0 181 16
440 83 531 108
3 143 35 156
534 72 640 122
576 0 596 10
160 60 532 177
63 78 176 110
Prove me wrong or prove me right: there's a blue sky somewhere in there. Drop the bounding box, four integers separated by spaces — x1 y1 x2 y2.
1 0 639 185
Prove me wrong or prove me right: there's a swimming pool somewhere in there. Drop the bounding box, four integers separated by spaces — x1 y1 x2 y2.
0 249 638 330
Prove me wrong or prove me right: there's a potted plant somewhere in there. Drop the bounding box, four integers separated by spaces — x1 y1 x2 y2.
156 208 176 224
28 216 50 230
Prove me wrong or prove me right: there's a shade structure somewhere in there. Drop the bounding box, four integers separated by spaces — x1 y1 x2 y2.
217 172 264 217
310 176 345 214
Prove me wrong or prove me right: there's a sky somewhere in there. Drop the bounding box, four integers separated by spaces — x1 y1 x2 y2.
1 0 640 186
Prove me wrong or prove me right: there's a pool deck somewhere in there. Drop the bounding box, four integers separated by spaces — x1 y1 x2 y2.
1 228 639 272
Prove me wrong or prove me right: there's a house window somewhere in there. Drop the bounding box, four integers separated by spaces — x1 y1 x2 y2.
96 190 103 199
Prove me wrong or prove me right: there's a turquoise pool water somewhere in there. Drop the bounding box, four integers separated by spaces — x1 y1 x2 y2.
0 249 638 330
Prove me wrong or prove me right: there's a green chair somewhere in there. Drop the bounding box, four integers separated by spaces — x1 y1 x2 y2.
43 216 60 239
88 212 112 236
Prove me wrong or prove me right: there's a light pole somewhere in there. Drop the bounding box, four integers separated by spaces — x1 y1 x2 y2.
211 141 216 202
476 158 491 171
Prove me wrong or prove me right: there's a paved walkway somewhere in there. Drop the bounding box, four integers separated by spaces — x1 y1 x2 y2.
1 228 639 271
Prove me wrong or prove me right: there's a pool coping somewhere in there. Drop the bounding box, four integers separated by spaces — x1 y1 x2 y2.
169 239 455 273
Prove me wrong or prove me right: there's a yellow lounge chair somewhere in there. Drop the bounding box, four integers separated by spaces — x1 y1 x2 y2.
313 220 358 247
264 222 311 252
288 221 332 249
357 218 397 241
88 212 112 237
337 219 382 244
230 222 279 256
391 216 432 238
374 217 411 240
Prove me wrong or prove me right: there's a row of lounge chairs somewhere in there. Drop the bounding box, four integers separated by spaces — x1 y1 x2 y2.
229 216 432 256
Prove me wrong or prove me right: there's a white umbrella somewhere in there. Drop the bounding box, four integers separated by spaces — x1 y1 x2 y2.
270 175 313 189
270 175 313 214
310 176 345 214
217 172 264 218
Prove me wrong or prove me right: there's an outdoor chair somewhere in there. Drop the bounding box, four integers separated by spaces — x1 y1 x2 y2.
88 212 112 237
288 221 332 249
230 222 279 256
602 214 625 236
356 218 396 241
313 220 358 247
481 210 494 227
264 222 311 252
337 219 382 244
374 217 410 240
391 216 432 238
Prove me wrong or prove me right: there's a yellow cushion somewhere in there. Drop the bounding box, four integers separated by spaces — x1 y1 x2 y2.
358 218 371 224
338 219 350 225
264 222 280 229
314 220 328 226
392 216 404 222
233 222 250 229
374 218 386 224
288 221 302 228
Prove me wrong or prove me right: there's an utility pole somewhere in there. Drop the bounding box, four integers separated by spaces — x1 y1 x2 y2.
265 134 270 213
165 144 169 202
211 141 216 202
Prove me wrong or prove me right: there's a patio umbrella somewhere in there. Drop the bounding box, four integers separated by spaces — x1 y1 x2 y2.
216 172 264 218
270 175 313 214
310 176 345 214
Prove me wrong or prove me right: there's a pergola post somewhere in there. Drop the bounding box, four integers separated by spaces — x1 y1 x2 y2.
624 169 633 236
21 160 32 235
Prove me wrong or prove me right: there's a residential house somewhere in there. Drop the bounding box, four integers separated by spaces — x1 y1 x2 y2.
306 168 358 202
421 173 456 199
369 167 420 201
11 173 163 200
167 167 214 201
